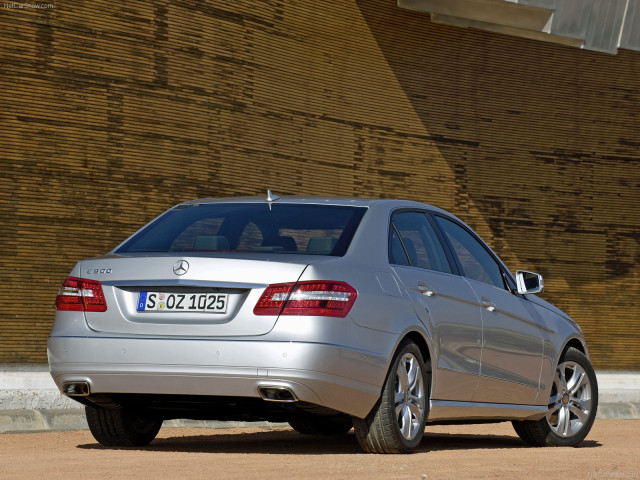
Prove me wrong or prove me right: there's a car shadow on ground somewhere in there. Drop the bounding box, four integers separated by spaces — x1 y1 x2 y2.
76 428 602 454
422 432 601 452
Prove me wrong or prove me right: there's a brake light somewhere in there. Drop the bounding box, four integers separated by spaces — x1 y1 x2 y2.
55 277 107 312
254 281 357 317
253 283 295 315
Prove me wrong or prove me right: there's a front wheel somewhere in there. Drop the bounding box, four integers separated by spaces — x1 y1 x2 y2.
86 405 163 447
353 340 429 453
512 347 598 447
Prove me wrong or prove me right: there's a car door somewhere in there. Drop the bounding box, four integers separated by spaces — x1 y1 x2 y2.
389 211 483 402
433 215 544 405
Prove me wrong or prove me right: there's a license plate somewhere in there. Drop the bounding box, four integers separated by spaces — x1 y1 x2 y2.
137 292 228 313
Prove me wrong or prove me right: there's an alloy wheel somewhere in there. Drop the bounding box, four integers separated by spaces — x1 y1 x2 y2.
394 352 426 441
546 360 593 437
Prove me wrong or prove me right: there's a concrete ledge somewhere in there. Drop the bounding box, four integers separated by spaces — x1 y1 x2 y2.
596 372 640 403
0 408 284 434
0 409 46 434
596 402 640 420
1 365 638 432
0 409 89 434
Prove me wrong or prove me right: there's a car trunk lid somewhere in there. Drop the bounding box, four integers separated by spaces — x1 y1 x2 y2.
81 254 314 336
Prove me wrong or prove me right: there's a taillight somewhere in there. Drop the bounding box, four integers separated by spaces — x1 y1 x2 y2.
253 283 295 315
254 281 357 318
55 277 107 312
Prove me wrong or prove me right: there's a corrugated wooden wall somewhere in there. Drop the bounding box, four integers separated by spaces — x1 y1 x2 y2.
1 0 638 368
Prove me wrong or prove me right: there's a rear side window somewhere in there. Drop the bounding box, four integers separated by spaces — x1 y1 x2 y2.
116 203 367 256
390 211 452 274
389 227 410 266
434 216 505 289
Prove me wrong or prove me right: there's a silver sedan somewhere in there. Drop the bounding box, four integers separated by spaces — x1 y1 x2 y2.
48 194 597 453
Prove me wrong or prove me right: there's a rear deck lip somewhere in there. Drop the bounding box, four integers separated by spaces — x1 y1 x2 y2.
101 279 267 289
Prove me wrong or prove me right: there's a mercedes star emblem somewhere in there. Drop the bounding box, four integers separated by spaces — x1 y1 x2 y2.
173 260 189 276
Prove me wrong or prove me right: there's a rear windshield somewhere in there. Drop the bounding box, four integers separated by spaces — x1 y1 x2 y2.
115 203 367 256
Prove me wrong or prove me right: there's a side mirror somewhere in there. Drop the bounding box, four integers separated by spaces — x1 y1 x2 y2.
515 271 544 295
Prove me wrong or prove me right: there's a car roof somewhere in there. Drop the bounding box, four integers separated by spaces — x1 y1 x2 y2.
180 195 448 213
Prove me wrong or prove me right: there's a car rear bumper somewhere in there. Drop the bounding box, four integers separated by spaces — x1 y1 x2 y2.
47 336 383 418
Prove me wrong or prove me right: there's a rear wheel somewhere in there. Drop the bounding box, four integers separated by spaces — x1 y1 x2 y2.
288 414 353 436
512 347 598 447
86 405 163 447
353 340 429 453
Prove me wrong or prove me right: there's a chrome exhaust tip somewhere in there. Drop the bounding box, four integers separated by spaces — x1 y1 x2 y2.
257 386 298 402
62 382 91 397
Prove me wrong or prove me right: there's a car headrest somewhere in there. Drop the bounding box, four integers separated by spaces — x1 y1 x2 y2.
262 235 297 252
307 237 337 255
193 235 230 251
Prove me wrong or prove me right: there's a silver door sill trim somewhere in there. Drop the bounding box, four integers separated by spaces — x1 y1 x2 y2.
428 400 547 422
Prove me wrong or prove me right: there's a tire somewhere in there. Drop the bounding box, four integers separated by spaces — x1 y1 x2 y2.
85 405 163 447
288 414 353 436
353 340 429 453
512 347 598 447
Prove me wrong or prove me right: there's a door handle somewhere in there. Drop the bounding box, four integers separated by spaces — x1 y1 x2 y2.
417 283 436 297
482 298 497 312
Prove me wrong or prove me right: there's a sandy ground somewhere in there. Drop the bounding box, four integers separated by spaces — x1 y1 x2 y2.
0 420 637 479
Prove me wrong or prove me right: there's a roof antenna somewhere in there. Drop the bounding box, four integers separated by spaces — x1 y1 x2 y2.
266 190 280 210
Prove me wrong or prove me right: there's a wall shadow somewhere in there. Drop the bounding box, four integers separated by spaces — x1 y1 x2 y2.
356 0 640 283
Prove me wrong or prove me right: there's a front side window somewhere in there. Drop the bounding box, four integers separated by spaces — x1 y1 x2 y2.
435 216 505 289
389 211 452 274
116 203 366 256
